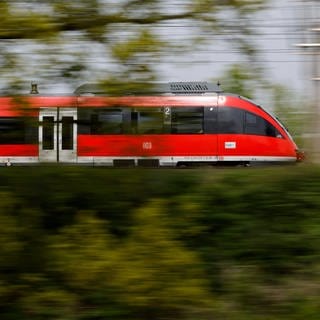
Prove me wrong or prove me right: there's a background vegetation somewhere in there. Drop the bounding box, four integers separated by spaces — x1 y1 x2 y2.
0 2 316 318
0 0 266 92
0 165 319 320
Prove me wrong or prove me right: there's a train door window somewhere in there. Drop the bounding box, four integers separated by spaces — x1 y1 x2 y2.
61 117 74 150
245 112 281 137
42 116 55 150
171 107 204 134
135 108 164 134
204 107 218 133
218 107 244 134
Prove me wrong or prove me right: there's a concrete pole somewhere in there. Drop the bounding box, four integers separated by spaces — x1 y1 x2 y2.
312 44 320 162
295 1 320 162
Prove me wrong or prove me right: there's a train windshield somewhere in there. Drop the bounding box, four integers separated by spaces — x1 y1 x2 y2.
239 96 296 142
264 109 295 142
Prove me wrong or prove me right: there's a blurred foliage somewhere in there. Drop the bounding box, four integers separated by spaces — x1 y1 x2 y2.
269 84 311 150
0 165 320 319
0 0 268 93
218 63 258 99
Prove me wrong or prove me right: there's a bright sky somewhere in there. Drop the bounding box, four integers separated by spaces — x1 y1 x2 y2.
3 0 315 104
256 0 312 94
156 0 314 104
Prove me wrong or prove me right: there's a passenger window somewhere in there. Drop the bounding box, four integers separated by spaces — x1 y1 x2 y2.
204 107 218 133
218 107 244 134
77 109 91 134
78 108 123 134
0 117 38 144
134 108 164 134
93 109 123 134
171 107 204 133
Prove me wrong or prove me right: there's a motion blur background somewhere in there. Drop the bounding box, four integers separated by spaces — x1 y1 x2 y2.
0 0 316 95
1 0 319 156
1 1 320 320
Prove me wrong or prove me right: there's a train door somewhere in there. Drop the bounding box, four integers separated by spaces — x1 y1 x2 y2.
204 106 218 157
39 108 77 163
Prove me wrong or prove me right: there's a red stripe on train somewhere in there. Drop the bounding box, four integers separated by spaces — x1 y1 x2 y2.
0 145 38 156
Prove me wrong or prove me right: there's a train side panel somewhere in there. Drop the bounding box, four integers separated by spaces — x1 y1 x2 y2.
0 92 301 166
77 134 218 165
217 135 296 162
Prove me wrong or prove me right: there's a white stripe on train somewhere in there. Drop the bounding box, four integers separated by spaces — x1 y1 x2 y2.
0 155 297 166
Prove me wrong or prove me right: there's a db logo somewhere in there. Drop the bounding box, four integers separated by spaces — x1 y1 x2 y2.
142 142 152 149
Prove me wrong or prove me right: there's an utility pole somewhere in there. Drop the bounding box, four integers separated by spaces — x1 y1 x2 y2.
296 0 320 162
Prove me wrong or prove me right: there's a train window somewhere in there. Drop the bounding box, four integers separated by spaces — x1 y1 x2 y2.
78 108 124 134
204 107 218 133
77 109 92 134
134 108 164 134
25 118 39 143
0 117 38 144
171 107 204 134
42 117 54 150
42 116 54 150
61 117 74 150
245 112 281 137
131 111 138 133
93 109 123 134
218 107 244 134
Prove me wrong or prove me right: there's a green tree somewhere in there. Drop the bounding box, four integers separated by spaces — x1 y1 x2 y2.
270 83 310 148
1 167 320 319
218 63 260 98
47 203 214 319
0 0 268 92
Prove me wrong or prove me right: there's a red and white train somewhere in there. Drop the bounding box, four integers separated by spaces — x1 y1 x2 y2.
0 82 303 166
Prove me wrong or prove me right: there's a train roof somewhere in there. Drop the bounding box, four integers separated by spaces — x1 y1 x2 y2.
74 81 223 96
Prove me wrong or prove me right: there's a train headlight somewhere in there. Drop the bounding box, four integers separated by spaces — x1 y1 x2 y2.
296 150 305 162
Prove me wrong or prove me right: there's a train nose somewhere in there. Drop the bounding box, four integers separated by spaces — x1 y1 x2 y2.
296 149 305 162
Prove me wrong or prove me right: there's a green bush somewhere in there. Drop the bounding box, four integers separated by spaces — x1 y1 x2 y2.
0 165 320 319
